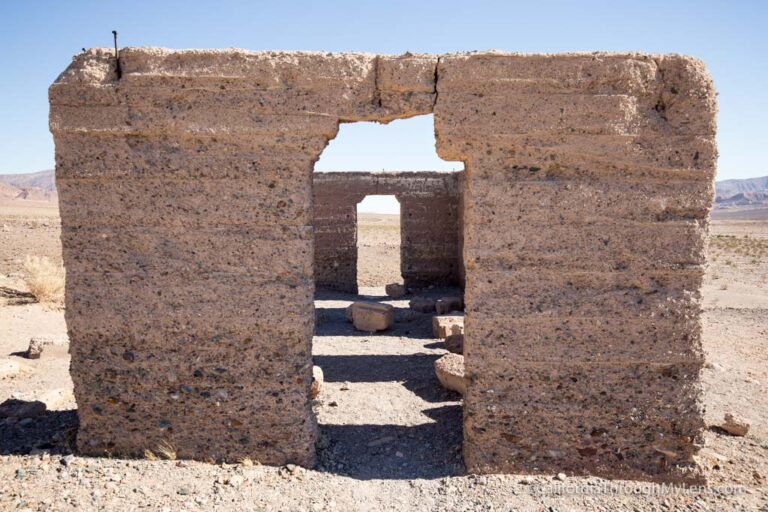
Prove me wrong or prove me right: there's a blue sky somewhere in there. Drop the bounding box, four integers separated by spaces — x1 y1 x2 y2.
1 1 766 212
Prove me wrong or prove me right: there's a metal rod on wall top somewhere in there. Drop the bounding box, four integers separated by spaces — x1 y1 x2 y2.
112 30 122 79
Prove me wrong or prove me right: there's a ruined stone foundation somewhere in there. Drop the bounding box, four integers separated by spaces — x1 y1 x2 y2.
50 48 716 482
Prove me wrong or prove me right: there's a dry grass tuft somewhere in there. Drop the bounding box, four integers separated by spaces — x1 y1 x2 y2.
143 449 159 461
155 440 177 460
144 440 177 461
22 255 65 307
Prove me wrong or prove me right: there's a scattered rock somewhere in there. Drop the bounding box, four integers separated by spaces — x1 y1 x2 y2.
409 297 436 313
0 398 47 418
0 359 23 378
311 366 324 399
434 353 466 395
444 334 464 354
435 296 463 315
26 335 68 359
385 283 406 299
432 315 464 339
555 472 567 481
227 474 244 487
720 413 750 436
280 464 306 478
61 455 75 467
350 302 394 332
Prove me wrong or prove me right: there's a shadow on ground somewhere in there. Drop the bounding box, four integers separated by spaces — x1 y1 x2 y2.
314 353 458 404
317 404 464 479
314 307 433 339
0 399 77 455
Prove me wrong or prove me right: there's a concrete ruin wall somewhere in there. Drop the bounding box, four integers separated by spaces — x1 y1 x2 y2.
50 49 716 482
434 53 716 483
313 171 463 292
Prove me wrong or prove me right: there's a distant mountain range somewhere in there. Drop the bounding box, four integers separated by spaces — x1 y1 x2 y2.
715 175 768 207
0 169 766 208
0 169 56 202
0 169 56 191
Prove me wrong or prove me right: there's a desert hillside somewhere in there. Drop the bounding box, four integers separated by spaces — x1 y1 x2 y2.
0 170 56 203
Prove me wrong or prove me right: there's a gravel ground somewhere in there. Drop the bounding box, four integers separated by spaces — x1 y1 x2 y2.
0 205 767 510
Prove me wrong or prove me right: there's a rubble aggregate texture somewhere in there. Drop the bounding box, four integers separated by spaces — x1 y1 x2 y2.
50 48 716 482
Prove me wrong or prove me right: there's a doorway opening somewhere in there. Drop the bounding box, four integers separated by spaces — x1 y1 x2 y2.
311 115 465 479
356 195 401 293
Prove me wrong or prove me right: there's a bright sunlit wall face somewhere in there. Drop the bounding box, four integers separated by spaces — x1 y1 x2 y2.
51 49 715 481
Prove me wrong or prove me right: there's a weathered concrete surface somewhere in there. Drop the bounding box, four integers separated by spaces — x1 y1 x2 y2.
434 353 466 395
434 52 717 483
313 171 462 292
51 49 716 482
50 48 439 467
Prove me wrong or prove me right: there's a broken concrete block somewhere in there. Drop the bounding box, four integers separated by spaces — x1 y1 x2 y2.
311 366 324 399
720 413 750 437
433 315 464 339
385 283 406 299
436 297 463 315
351 302 394 332
434 353 466 395
345 304 354 322
26 334 69 359
409 296 436 313
444 334 464 355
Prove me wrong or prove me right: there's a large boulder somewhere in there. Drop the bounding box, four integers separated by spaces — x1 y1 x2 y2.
351 302 394 332
434 354 466 395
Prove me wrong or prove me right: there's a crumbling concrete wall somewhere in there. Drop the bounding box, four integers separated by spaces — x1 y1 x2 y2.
50 49 716 483
50 48 439 466
434 53 717 483
313 171 462 292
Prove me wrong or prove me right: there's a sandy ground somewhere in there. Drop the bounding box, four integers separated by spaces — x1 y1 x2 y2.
1 203 767 511
356 213 401 288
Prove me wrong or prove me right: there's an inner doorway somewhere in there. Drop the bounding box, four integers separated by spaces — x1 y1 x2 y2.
356 195 401 293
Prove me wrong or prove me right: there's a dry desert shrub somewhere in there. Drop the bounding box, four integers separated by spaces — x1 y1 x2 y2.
144 439 177 461
22 255 65 306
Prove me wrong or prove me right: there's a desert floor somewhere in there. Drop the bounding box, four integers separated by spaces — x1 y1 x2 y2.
0 202 767 511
